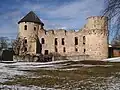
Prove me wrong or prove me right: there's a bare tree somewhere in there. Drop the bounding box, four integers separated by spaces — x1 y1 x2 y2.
0 37 9 50
12 34 28 55
103 0 120 40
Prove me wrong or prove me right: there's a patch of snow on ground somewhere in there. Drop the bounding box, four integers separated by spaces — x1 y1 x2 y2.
102 57 120 62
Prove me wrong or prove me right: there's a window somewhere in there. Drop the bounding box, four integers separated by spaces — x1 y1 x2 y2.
55 47 57 52
84 49 86 53
24 39 27 43
83 36 86 45
62 38 65 45
34 27 36 31
41 38 45 44
24 25 27 30
75 48 78 52
75 37 78 45
44 50 48 55
24 47 27 52
63 47 66 52
55 38 58 45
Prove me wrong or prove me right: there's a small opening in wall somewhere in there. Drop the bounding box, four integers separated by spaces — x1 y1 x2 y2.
83 36 86 45
75 37 78 45
84 49 86 53
55 38 58 45
55 47 58 52
44 50 48 55
24 47 27 52
41 38 45 44
62 38 65 45
63 47 66 52
24 25 27 30
24 39 27 44
75 48 78 52
34 27 36 31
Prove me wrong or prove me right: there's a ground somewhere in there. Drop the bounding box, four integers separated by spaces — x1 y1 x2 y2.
0 60 120 90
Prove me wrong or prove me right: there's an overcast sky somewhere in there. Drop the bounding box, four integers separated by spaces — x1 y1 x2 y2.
0 0 105 39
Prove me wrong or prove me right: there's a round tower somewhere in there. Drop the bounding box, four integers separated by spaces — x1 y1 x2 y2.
85 16 108 60
18 11 44 55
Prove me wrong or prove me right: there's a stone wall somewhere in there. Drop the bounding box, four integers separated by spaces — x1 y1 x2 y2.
18 16 108 61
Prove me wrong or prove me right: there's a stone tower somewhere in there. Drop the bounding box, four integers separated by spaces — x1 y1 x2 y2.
84 16 108 60
18 11 44 55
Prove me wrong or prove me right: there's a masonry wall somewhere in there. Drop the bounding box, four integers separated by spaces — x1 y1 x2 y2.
38 16 108 60
18 22 42 55
18 16 108 61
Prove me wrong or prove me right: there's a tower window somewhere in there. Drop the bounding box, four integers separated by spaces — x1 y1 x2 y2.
41 38 45 44
34 27 36 31
24 47 27 52
24 39 27 43
55 38 58 45
75 37 78 45
44 50 48 55
62 38 65 45
55 47 58 52
24 25 27 30
83 36 86 45
63 47 66 52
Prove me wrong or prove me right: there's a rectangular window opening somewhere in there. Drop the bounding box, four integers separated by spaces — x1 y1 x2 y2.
41 38 45 44
62 38 65 45
55 38 58 45
44 50 48 55
75 37 78 45
55 47 58 52
83 36 86 45
63 47 66 52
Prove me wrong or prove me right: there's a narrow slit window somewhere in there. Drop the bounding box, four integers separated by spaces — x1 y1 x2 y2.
63 47 66 52
24 25 27 30
34 27 36 31
84 49 86 53
55 47 57 52
55 38 58 45
41 38 45 44
83 36 86 45
62 38 65 45
75 37 78 45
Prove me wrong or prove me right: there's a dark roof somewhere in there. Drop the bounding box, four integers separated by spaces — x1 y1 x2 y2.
18 11 44 25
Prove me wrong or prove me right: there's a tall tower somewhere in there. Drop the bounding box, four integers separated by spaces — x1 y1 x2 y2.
18 11 44 55
85 16 108 60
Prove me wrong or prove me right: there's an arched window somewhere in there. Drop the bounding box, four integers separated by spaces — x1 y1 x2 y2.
41 38 45 44
24 25 27 30
75 37 78 45
83 36 86 45
34 27 36 31
24 39 27 43
75 48 78 52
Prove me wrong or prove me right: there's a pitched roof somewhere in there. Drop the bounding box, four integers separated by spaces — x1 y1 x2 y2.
18 11 44 25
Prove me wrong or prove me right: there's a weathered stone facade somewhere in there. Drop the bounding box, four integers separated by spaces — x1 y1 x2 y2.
18 11 108 61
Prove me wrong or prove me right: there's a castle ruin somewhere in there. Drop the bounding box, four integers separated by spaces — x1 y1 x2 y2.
17 11 108 61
